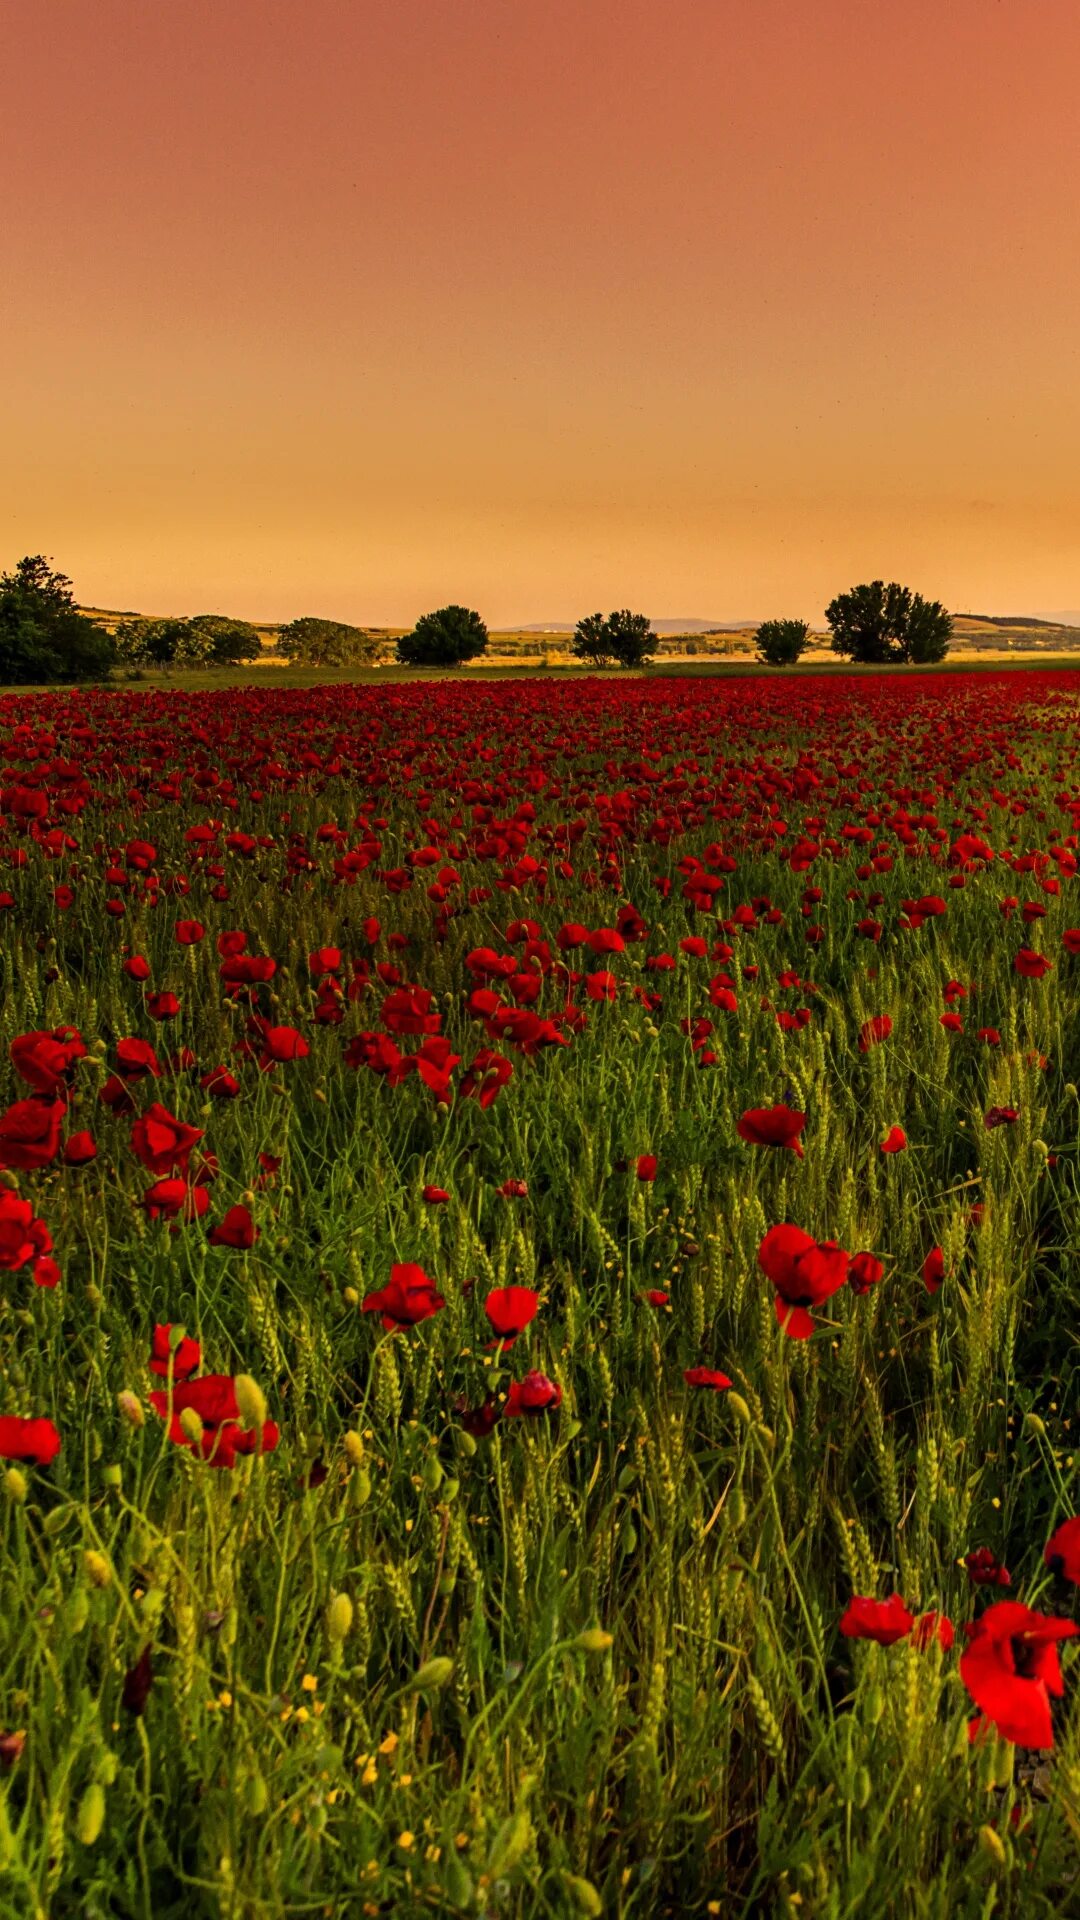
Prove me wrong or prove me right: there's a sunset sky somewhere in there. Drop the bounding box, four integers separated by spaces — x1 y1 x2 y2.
5 0 1080 627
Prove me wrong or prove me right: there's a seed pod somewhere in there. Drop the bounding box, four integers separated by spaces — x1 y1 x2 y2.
351 1468 372 1508
5 1470 27 1505
117 1391 144 1428
854 1766 872 1809
344 1430 365 1467
862 1683 884 1727
94 1750 119 1787
442 1475 459 1502
66 1586 90 1634
76 1782 106 1847
327 1593 354 1645
421 1453 443 1493
408 1656 454 1692
979 1824 1006 1867
179 1409 204 1446
102 1464 122 1490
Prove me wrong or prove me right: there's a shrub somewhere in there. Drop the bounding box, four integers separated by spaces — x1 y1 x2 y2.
278 618 379 668
571 610 655 668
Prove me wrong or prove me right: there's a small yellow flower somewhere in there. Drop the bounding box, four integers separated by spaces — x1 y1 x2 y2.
398 1830 415 1851
399 1772 413 1787
218 1690 233 1708
378 1731 399 1756
301 1674 318 1693
361 1760 378 1787
294 1706 310 1724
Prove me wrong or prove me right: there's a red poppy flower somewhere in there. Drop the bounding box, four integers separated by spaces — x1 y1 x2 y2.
965 1547 1011 1588
880 1126 906 1153
504 1370 562 1417
207 1204 259 1249
130 1103 205 1175
858 1015 892 1052
459 1049 513 1107
839 1595 913 1645
142 1178 211 1224
737 1106 806 1156
683 1367 732 1391
1064 929 1080 955
977 1027 1001 1046
148 1374 279 1468
960 1601 1077 1748
116 1038 161 1081
174 920 205 945
308 946 341 975
0 1098 65 1170
123 955 152 981
636 1154 657 1181
912 1610 954 1652
1045 1517 1080 1583
257 1024 310 1068
922 1246 945 1293
146 991 181 1020
484 1286 539 1347
63 1129 97 1165
757 1224 849 1338
200 1066 240 1099
423 1185 450 1205
361 1262 445 1330
149 1323 201 1380
0 1415 62 1467
1014 948 1053 979
847 1251 884 1295
497 1178 528 1197
642 1289 670 1307
459 1396 501 1437
0 1188 55 1281
984 1106 1019 1130
10 1028 86 1097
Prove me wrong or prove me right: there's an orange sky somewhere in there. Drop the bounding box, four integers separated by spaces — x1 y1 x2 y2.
4 0 1080 627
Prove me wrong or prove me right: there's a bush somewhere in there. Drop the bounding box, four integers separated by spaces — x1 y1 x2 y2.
278 618 379 669
0 556 116 684
826 581 952 665
754 618 810 666
570 610 655 668
397 606 488 667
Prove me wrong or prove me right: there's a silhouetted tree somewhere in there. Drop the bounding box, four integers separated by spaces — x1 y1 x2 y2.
397 606 488 667
826 581 951 664
188 615 262 665
571 609 655 668
754 618 809 666
0 555 115 684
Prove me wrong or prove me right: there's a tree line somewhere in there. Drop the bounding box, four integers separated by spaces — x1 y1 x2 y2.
0 554 953 682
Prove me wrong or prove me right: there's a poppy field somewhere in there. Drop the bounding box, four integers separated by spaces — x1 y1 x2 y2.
5 668 1080 1918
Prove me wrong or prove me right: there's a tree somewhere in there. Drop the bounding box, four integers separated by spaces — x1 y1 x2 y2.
825 581 952 665
0 555 115 684
188 614 262 666
278 617 379 668
571 612 614 667
754 618 809 666
570 609 655 668
604 609 655 668
397 606 488 667
115 617 210 669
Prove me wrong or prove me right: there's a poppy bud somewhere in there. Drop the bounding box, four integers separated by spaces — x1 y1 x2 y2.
327 1592 354 1645
65 1586 90 1636
233 1374 267 1431
179 1408 204 1446
5 1469 27 1505
344 1430 365 1466
442 1475 459 1502
408 1656 454 1691
978 1825 1006 1867
421 1453 443 1493
561 1874 604 1916
351 1468 372 1508
727 1391 752 1425
457 1429 478 1459
86 1284 103 1311
342 1287 359 1308
730 1484 747 1528
76 1782 106 1847
117 1390 144 1428
854 1766 872 1810
862 1682 884 1726
574 1627 613 1653
102 1464 122 1490
244 1771 269 1815
1024 1412 1047 1437
94 1750 119 1786
83 1550 112 1588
